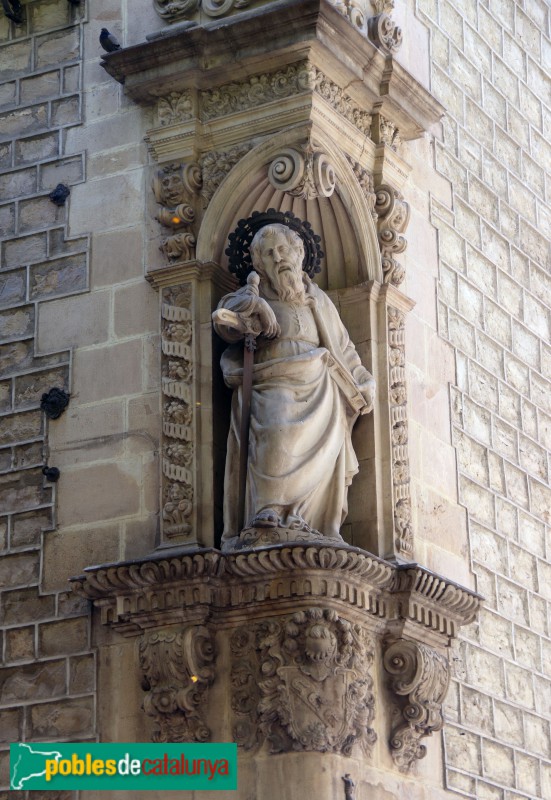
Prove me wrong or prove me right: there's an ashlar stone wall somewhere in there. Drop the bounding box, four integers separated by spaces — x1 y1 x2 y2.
0 1 156 794
413 0 551 797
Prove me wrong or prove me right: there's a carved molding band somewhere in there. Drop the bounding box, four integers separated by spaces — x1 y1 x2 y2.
268 146 336 199
72 545 481 639
161 285 195 540
140 625 215 742
387 306 413 559
383 638 449 770
231 608 376 755
154 0 252 23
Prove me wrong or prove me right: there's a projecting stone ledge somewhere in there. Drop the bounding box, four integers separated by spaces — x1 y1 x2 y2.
72 543 480 781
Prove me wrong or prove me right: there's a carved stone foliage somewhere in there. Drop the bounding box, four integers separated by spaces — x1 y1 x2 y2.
387 306 413 559
200 63 372 137
199 144 251 207
372 113 402 151
383 638 450 771
231 608 376 756
375 184 410 287
268 145 336 200
161 284 195 540
346 156 377 221
152 162 202 261
156 90 193 127
153 0 252 23
139 625 215 742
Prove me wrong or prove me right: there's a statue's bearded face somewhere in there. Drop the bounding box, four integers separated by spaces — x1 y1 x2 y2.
252 225 306 303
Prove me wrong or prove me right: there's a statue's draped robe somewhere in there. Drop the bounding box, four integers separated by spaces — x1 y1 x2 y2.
216 279 370 542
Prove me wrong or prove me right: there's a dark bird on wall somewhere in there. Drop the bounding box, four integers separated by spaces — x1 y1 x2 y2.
100 28 121 52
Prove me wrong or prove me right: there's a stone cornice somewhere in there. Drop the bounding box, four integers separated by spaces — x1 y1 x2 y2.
71 544 481 640
101 0 443 142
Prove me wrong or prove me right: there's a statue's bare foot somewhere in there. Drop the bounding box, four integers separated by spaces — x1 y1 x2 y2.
251 509 280 528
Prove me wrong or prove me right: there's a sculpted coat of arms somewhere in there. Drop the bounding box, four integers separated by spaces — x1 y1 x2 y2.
231 608 377 755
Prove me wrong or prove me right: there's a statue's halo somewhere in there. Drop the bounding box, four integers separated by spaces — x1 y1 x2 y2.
225 209 324 286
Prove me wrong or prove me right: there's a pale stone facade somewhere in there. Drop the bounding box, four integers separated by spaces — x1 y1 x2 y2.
0 1 549 800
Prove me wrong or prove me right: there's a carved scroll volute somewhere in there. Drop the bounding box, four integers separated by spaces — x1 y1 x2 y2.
375 184 410 287
383 638 450 771
268 146 336 200
231 609 377 756
139 625 215 743
368 0 403 54
152 162 202 262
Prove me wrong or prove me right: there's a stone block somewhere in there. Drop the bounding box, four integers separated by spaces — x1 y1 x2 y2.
0 140 11 169
0 103 49 140
90 225 144 288
520 219 549 268
4 626 35 663
0 551 39 589
504 662 535 710
63 64 80 94
481 223 511 273
444 726 481 773
0 381 10 413
72 338 143 404
69 654 96 695
3 231 48 270
493 700 524 746
462 397 492 445
16 131 60 166
114 281 158 339
20 71 60 104
28 0 72 33
0 40 32 81
0 410 42 445
477 332 504 379
0 708 22 743
529 476 551 524
529 593 548 636
514 752 539 797
14 366 69 411
28 696 94 740
122 516 156 560
454 429 489 484
42 523 121 591
39 617 89 657
0 587 55 625
0 203 15 239
471 523 508 574
460 686 494 736
504 461 529 509
36 28 80 69
469 176 499 226
514 624 542 672
435 220 466 273
39 156 84 191
0 166 37 203
0 268 26 308
460 476 495 528
19 195 65 233
469 362 499 411
11 509 53 548
30 253 87 300
37 289 109 352
51 95 81 126
537 558 551 602
457 277 483 326
0 305 34 343
0 659 65 705
0 80 15 110
533 674 551 717
524 713 550 758
49 399 124 468
69 170 143 236
503 354 531 397
11 441 43 471
481 739 515 786
47 228 88 260
57 460 141 528
449 311 476 357
466 643 505 696
482 81 507 132
430 66 465 124
519 433 548 482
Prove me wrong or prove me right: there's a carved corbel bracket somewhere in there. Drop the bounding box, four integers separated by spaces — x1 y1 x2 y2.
231 607 377 756
139 624 216 742
268 144 336 200
152 162 202 262
383 638 450 771
375 184 410 287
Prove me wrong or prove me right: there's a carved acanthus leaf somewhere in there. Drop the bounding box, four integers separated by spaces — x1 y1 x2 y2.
384 638 450 771
346 156 377 221
231 608 376 755
157 90 194 127
199 144 251 206
140 625 215 742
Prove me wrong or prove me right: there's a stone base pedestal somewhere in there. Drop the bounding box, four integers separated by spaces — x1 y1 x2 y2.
73 544 480 800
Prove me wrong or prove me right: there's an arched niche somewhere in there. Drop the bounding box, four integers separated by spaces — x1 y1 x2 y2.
199 129 384 553
196 128 383 290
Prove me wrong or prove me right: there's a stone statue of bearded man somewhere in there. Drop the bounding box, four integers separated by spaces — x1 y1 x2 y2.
213 222 375 550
